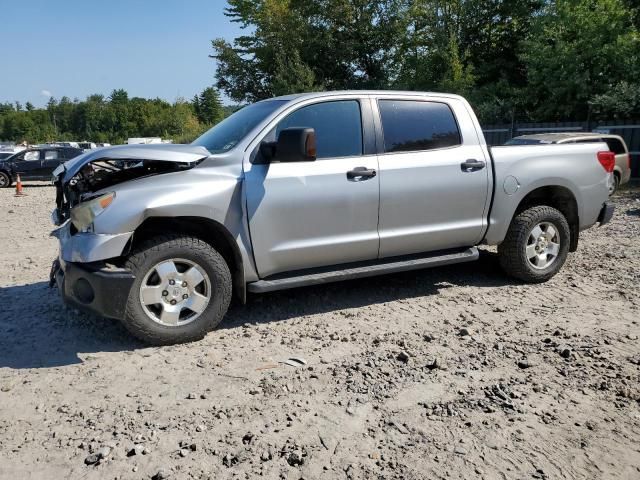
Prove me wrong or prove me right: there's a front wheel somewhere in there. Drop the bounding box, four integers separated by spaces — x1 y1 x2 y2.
0 171 11 188
123 235 232 345
498 206 570 283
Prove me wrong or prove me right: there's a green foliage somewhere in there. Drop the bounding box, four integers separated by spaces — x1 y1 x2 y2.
520 0 640 120
0 87 230 144
211 0 404 102
194 87 225 125
212 0 640 121
590 81 640 118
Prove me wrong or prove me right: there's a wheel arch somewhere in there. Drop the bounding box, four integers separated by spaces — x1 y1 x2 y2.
513 185 580 252
128 216 246 303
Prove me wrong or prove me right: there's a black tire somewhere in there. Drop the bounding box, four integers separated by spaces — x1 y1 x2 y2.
0 171 11 188
123 235 232 345
498 205 570 283
610 173 620 196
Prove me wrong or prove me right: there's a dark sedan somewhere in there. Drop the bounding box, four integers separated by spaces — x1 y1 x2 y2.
0 146 83 187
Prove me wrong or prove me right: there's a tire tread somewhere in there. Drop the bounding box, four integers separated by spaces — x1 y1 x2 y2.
123 234 231 345
498 205 570 283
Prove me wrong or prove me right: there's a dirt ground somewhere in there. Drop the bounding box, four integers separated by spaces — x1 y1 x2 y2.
1 182 639 480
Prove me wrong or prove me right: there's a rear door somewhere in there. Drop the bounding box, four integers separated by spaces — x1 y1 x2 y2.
374 96 491 257
244 97 380 277
42 149 63 177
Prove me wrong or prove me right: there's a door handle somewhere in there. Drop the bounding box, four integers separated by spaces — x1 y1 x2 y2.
460 159 486 172
347 167 377 181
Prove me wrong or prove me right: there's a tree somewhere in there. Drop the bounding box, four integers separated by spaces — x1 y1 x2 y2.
210 0 403 102
194 87 225 125
521 0 640 120
0 89 230 144
590 81 640 118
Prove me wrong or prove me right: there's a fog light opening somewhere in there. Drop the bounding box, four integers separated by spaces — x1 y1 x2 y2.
73 278 95 304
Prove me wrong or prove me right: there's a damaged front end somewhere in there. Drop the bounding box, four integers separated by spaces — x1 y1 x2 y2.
52 144 209 226
49 144 211 317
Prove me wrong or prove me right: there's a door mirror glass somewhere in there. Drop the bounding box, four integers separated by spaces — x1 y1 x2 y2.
277 127 317 162
261 127 316 163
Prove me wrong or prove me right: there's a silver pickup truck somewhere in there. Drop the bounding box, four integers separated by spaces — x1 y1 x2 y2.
50 91 615 344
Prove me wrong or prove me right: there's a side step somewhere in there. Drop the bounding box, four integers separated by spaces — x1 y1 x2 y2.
248 247 479 293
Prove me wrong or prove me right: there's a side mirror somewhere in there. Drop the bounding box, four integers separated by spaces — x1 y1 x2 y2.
267 127 317 163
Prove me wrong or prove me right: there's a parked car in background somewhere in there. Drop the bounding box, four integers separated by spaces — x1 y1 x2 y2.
50 91 614 345
505 133 631 194
0 152 14 161
0 146 83 187
78 142 97 151
54 141 80 148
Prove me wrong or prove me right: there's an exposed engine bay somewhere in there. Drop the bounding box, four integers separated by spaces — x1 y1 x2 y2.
53 158 198 225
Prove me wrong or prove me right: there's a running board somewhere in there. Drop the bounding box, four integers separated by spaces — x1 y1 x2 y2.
248 247 479 293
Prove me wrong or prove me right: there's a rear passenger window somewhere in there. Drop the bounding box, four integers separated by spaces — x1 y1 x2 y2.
276 100 363 159
603 138 626 154
378 100 461 153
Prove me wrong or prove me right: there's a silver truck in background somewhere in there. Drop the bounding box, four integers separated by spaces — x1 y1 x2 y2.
50 91 615 345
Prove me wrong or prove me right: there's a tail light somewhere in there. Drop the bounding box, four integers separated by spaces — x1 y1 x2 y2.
597 151 615 173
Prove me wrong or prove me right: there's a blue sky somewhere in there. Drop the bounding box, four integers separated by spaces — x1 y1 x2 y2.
0 0 243 106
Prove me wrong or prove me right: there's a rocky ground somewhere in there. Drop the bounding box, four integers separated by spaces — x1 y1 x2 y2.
0 182 639 480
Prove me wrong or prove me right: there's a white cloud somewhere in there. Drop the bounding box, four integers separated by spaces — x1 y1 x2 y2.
41 89 52 97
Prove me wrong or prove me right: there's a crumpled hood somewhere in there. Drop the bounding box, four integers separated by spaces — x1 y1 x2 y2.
54 143 210 183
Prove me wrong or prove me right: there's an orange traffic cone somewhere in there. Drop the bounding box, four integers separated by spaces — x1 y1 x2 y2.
14 174 26 197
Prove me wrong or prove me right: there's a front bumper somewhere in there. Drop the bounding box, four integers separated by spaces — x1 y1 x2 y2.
51 258 135 320
597 201 615 226
51 219 133 264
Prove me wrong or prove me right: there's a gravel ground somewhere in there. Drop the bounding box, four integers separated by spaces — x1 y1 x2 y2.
1 181 639 480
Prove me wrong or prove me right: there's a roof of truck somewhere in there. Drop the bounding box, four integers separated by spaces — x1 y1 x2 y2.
269 90 466 102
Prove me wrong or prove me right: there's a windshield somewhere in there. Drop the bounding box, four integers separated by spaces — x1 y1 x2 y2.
192 100 288 153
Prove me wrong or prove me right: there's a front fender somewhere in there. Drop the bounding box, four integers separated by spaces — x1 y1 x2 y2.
65 165 259 283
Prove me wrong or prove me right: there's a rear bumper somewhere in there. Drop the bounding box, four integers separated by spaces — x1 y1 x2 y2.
620 168 632 185
51 258 135 320
597 201 615 226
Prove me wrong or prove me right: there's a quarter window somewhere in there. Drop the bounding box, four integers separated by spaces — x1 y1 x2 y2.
276 100 363 159
378 100 461 153
603 138 626 155
44 150 59 160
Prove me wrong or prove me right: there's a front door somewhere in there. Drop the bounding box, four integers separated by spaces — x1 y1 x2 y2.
245 98 380 278
374 97 491 258
13 150 44 179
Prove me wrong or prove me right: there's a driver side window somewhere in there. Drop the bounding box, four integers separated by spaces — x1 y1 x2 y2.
273 100 363 159
24 151 40 161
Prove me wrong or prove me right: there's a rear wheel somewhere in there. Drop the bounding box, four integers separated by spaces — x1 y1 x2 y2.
123 235 232 345
609 173 620 195
498 206 570 283
0 171 11 188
